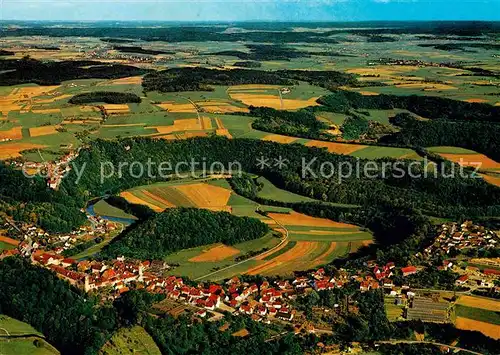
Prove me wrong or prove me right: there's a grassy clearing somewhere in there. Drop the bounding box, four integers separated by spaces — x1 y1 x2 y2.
350 146 418 159
256 177 316 203
100 326 161 355
92 200 137 220
0 315 42 336
384 298 404 321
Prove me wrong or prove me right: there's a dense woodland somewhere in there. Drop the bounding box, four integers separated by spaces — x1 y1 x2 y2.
112 45 175 55
0 57 148 85
384 113 500 162
61 137 500 220
318 90 500 122
0 162 86 232
100 208 269 259
69 91 142 104
0 257 117 355
142 67 356 92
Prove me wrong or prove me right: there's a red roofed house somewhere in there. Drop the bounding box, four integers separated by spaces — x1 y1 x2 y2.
401 266 418 277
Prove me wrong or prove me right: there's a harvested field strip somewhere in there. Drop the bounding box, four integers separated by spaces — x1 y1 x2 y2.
0 142 47 160
156 102 197 113
31 108 61 114
0 126 22 140
246 241 319 275
439 153 500 170
261 241 296 261
0 235 20 246
147 187 195 207
456 317 500 340
215 117 233 138
142 190 176 208
288 231 372 242
457 295 500 312
189 244 240 262
119 191 163 212
153 119 202 134
29 125 60 137
267 211 359 228
305 140 368 155
173 183 232 209
229 93 320 110
262 134 298 144
312 242 337 265
482 174 500 187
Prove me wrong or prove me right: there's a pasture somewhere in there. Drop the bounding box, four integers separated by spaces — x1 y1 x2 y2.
100 326 161 355
0 315 59 355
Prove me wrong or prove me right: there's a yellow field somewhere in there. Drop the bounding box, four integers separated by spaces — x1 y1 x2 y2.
173 183 232 211
482 174 500 187
395 82 458 91
465 98 490 103
457 296 500 312
102 76 143 85
439 153 500 170
102 104 130 114
198 101 249 114
305 140 368 155
119 191 164 212
141 190 176 208
189 244 240 262
267 211 359 228
347 66 419 76
0 142 47 160
297 230 361 236
262 134 298 144
156 102 197 112
0 127 22 140
456 317 500 340
229 93 320 110
214 117 232 138
31 108 61 114
357 91 380 96
154 117 211 135
29 125 60 137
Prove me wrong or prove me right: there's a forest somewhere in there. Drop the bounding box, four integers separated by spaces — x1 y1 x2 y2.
113 45 175 55
383 113 500 162
100 208 270 259
0 57 148 85
0 257 117 355
318 90 500 122
69 91 142 104
0 162 86 232
61 137 500 222
141 67 356 92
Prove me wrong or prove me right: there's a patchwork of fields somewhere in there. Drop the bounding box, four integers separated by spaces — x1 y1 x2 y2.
454 296 500 340
118 177 371 280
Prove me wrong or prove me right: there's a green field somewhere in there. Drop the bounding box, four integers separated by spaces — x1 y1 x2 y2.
92 200 137 221
164 233 280 280
456 305 500 325
0 241 16 251
0 315 59 355
427 146 480 154
256 177 316 203
100 326 161 355
384 298 404 322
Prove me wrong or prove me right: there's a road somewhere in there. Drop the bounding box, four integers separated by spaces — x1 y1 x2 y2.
193 212 289 281
375 340 485 355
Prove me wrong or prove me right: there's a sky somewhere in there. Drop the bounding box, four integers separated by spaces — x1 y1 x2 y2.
1 0 499 22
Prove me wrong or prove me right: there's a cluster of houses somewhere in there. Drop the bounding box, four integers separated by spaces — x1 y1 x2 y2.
13 215 117 257
423 221 499 257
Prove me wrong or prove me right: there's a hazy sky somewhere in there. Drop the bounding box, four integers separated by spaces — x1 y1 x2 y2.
1 0 499 21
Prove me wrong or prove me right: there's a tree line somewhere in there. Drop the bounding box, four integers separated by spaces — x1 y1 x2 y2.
0 57 149 85
69 91 142 105
142 67 356 92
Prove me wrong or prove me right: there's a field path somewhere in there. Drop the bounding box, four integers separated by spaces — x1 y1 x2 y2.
193 208 289 281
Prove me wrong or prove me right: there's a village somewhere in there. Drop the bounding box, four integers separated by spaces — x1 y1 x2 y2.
1 218 499 332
